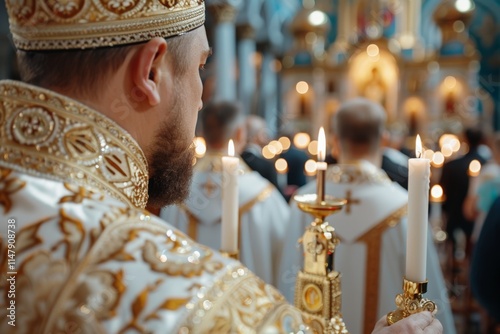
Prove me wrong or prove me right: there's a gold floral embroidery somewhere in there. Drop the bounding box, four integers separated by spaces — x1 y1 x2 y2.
16 217 51 254
0 168 26 214
60 183 105 203
0 81 149 208
51 209 85 265
142 239 223 277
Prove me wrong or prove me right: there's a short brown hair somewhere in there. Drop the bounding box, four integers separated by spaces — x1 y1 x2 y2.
16 34 191 98
200 101 245 148
332 98 386 151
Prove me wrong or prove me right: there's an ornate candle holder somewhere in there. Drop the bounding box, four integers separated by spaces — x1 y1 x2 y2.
294 194 349 334
219 250 239 260
386 278 437 325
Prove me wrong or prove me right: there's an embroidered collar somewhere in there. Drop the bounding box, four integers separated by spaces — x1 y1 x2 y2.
326 160 391 184
0 80 149 208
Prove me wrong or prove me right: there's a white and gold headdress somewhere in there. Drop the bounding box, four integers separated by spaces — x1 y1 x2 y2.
5 0 205 51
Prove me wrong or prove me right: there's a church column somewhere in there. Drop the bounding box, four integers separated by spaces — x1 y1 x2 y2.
209 3 237 101
259 45 279 137
399 0 422 54
237 24 256 115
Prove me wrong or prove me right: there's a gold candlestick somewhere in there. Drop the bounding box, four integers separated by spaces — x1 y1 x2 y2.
294 194 349 334
386 278 437 325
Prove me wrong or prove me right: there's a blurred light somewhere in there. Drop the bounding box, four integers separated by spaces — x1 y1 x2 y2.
455 0 473 12
308 140 318 156
430 185 443 201
269 140 283 155
450 138 461 152
262 145 275 159
468 159 481 177
427 61 440 73
366 44 379 57
432 151 445 167
400 34 415 49
441 144 453 157
453 20 465 33
294 132 311 149
435 230 447 242
296 81 309 94
304 159 317 176
444 76 457 89
305 32 317 44
194 137 206 158
251 52 262 68
439 134 459 149
275 158 288 174
270 59 282 72
423 149 434 160
267 144 277 155
279 136 291 151
308 10 328 26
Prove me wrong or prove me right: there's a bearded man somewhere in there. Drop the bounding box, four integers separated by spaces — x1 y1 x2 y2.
0 1 442 333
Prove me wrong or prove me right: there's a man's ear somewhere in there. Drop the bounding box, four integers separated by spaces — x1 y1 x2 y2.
131 38 168 106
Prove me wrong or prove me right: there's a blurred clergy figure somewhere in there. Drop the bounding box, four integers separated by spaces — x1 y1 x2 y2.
279 98 455 334
161 101 290 287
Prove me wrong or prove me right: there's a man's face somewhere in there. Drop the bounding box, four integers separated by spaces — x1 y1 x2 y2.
147 26 210 208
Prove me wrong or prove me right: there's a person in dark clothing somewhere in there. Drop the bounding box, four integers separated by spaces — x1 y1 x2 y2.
440 127 487 255
470 195 500 323
241 115 281 193
381 154 408 190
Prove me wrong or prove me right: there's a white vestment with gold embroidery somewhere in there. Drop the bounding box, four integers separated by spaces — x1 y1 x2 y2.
280 161 456 334
160 153 290 288
0 81 307 334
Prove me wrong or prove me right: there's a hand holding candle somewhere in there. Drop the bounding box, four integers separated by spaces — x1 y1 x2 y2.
405 135 430 282
221 140 239 253
316 127 327 202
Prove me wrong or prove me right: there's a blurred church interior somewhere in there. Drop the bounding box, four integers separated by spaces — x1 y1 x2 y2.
1 0 499 333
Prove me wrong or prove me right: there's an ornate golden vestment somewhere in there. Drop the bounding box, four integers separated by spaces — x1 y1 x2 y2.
0 81 306 333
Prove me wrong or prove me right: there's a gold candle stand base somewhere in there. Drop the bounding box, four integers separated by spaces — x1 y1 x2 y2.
219 250 239 260
295 270 348 334
293 194 349 334
386 278 438 325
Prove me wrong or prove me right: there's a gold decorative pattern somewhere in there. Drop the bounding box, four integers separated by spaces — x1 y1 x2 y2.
6 0 205 50
0 81 148 208
0 168 26 213
326 163 391 185
356 205 408 334
182 265 307 333
387 278 438 325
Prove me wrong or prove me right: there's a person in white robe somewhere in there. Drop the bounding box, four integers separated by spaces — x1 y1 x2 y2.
161 101 289 287
279 98 455 334
0 1 444 332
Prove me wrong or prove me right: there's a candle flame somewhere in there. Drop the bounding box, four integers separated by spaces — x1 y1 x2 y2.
318 127 326 162
228 139 235 157
415 134 422 158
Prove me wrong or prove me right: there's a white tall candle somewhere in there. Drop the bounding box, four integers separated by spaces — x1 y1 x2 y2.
405 135 430 282
221 139 239 253
316 127 327 202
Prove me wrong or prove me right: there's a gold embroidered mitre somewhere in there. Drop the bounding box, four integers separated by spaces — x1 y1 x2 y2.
5 0 205 50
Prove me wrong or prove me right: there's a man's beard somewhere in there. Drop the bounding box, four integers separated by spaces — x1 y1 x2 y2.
146 100 195 208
